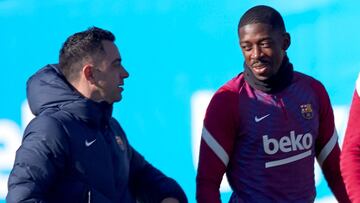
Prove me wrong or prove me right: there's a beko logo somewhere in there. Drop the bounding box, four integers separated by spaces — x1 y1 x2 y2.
262 131 313 168
263 131 313 155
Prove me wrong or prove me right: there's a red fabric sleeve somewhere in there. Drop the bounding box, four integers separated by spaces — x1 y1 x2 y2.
313 81 350 203
196 89 239 203
322 145 351 203
341 90 360 203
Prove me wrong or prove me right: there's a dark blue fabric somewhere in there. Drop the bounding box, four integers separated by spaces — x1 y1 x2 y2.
7 64 187 203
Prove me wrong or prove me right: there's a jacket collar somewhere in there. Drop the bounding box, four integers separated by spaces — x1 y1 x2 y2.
27 64 113 128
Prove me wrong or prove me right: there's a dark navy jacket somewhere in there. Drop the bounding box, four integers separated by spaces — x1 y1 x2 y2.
7 64 187 203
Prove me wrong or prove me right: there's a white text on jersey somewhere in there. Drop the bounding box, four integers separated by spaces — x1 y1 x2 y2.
263 131 313 168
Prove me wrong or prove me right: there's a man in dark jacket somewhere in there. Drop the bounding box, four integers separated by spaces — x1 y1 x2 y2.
7 27 187 203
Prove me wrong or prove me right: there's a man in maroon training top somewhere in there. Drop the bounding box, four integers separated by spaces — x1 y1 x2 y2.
341 73 360 203
196 5 350 203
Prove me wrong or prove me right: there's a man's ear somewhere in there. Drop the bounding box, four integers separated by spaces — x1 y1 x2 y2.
83 64 96 84
282 32 291 51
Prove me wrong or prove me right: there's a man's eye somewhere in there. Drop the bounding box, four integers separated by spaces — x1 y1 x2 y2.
241 46 251 51
261 42 271 47
114 63 122 68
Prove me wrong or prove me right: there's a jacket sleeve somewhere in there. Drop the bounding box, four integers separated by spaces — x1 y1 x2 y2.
341 88 360 202
196 90 239 203
127 147 187 203
6 116 70 203
312 81 350 203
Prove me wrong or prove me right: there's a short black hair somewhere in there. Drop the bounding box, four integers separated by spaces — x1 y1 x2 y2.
238 5 286 33
59 26 115 81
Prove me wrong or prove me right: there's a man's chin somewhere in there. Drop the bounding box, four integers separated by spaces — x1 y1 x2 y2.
106 96 122 104
115 95 122 102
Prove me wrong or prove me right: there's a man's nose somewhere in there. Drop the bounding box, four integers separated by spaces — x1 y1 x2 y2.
120 66 129 79
251 46 262 60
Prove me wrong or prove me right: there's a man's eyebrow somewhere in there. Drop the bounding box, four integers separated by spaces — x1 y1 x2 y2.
259 37 273 41
240 37 273 44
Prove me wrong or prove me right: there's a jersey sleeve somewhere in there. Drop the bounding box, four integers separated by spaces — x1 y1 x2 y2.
341 74 360 203
312 81 350 203
196 88 239 203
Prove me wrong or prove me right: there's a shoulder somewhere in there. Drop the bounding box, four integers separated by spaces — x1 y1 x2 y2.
210 73 244 103
293 71 328 95
294 71 323 86
24 113 69 144
18 114 71 163
220 73 245 93
205 74 244 119
109 118 126 137
26 115 65 134
109 118 130 146
210 74 245 106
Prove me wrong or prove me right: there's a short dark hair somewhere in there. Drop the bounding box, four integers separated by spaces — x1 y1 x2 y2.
59 26 115 81
238 5 286 33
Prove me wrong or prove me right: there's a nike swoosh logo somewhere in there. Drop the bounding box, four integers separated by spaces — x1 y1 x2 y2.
255 114 270 122
85 139 96 147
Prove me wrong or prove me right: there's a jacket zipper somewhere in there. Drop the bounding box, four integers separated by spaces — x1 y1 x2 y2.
88 190 91 203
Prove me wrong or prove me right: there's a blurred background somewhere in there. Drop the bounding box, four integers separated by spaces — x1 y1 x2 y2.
0 0 358 202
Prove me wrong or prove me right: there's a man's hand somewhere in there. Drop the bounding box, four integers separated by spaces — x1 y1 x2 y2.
161 197 180 203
